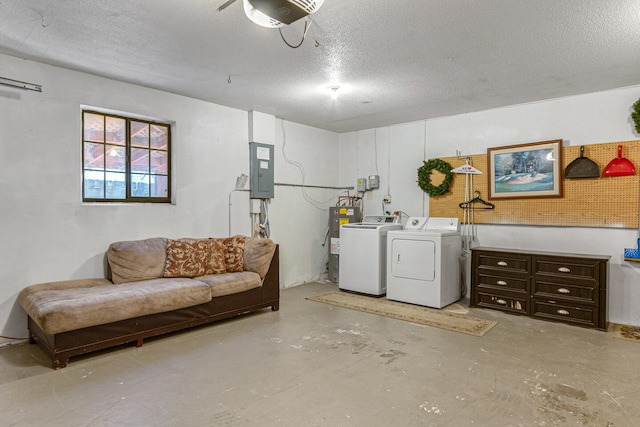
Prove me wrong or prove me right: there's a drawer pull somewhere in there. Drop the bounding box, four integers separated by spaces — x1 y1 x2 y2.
557 288 570 294
497 261 508 266
557 309 570 316
558 266 571 273
496 299 507 305
496 280 508 286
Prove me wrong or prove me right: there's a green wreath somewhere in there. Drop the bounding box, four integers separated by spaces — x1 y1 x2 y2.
632 97 640 134
417 158 453 196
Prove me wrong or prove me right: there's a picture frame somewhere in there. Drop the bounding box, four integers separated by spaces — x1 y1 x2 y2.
487 139 563 200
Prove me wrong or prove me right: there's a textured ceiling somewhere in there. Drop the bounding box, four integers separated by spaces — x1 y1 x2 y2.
0 0 639 133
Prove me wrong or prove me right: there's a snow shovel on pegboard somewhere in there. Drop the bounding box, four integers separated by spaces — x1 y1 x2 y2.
603 145 636 177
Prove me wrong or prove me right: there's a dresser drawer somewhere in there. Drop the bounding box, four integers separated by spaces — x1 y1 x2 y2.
533 280 598 305
476 252 529 274
477 273 528 293
476 291 529 315
533 257 600 280
532 299 598 328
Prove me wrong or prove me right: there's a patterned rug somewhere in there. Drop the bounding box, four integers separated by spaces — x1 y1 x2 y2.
613 324 640 342
442 302 469 314
306 291 497 337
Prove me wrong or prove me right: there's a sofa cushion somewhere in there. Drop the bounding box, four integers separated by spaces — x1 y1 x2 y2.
107 237 167 284
243 238 276 279
195 271 262 297
225 236 246 272
206 238 228 274
19 278 212 335
164 239 208 278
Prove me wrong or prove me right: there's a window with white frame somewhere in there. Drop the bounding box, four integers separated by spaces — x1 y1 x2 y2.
82 110 171 202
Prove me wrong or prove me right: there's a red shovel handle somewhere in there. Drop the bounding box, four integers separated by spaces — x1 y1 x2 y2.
618 145 623 158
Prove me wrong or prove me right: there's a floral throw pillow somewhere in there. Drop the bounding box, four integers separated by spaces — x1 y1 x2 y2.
164 239 208 278
206 238 228 275
224 236 246 273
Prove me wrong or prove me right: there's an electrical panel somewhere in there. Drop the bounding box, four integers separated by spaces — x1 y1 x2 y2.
328 206 361 282
249 142 274 198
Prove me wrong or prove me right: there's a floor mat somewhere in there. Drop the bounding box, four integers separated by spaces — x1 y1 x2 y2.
442 302 469 314
307 291 496 337
613 323 640 342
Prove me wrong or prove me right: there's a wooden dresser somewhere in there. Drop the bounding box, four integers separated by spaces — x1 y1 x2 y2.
470 247 609 331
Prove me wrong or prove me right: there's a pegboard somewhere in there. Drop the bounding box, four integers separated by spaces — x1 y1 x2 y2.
429 140 640 228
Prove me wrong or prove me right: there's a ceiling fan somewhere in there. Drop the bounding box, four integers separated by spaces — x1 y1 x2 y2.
217 0 325 28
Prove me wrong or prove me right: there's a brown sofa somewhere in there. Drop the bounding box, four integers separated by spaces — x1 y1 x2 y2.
19 236 279 369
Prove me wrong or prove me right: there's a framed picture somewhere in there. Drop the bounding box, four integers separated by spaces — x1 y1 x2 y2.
488 139 563 200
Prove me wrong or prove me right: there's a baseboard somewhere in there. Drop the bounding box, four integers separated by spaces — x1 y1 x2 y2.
0 339 28 349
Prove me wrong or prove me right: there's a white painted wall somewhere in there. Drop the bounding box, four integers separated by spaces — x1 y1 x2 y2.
339 86 640 326
270 118 342 286
0 54 339 343
338 122 428 220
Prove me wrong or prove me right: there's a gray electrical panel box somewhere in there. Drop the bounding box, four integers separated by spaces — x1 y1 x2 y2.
249 142 274 198
328 205 361 282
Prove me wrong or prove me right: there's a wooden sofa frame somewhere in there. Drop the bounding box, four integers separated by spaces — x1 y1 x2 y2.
27 246 279 369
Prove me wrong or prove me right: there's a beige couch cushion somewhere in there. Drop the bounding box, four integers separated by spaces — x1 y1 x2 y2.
243 238 276 279
19 278 211 335
195 271 262 297
107 238 167 284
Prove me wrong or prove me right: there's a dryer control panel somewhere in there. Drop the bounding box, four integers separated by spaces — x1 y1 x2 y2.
405 217 460 231
406 217 429 229
426 217 459 231
362 215 400 224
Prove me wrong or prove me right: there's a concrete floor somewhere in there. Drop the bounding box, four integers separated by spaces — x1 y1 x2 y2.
1 281 639 426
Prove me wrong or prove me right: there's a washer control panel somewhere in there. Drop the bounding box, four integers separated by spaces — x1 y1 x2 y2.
362 215 400 224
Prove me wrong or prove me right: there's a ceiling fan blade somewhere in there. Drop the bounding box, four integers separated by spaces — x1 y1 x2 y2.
217 0 238 12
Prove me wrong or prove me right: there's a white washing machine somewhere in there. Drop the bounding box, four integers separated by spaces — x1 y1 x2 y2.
386 217 461 308
339 215 403 295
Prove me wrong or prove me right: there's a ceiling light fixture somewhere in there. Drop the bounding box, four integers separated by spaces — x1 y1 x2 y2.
242 0 325 28
328 85 340 99
218 0 325 48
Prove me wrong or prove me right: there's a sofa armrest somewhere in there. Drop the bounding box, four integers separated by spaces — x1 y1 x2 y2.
243 237 277 278
261 244 280 308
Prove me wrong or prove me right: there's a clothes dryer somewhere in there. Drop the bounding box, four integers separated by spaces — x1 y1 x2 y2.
386 217 461 308
339 215 402 295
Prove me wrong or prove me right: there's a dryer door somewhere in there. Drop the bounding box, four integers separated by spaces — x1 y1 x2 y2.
391 238 436 281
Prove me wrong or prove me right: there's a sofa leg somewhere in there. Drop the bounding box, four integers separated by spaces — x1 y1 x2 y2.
136 338 144 348
271 303 279 312
53 357 69 370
